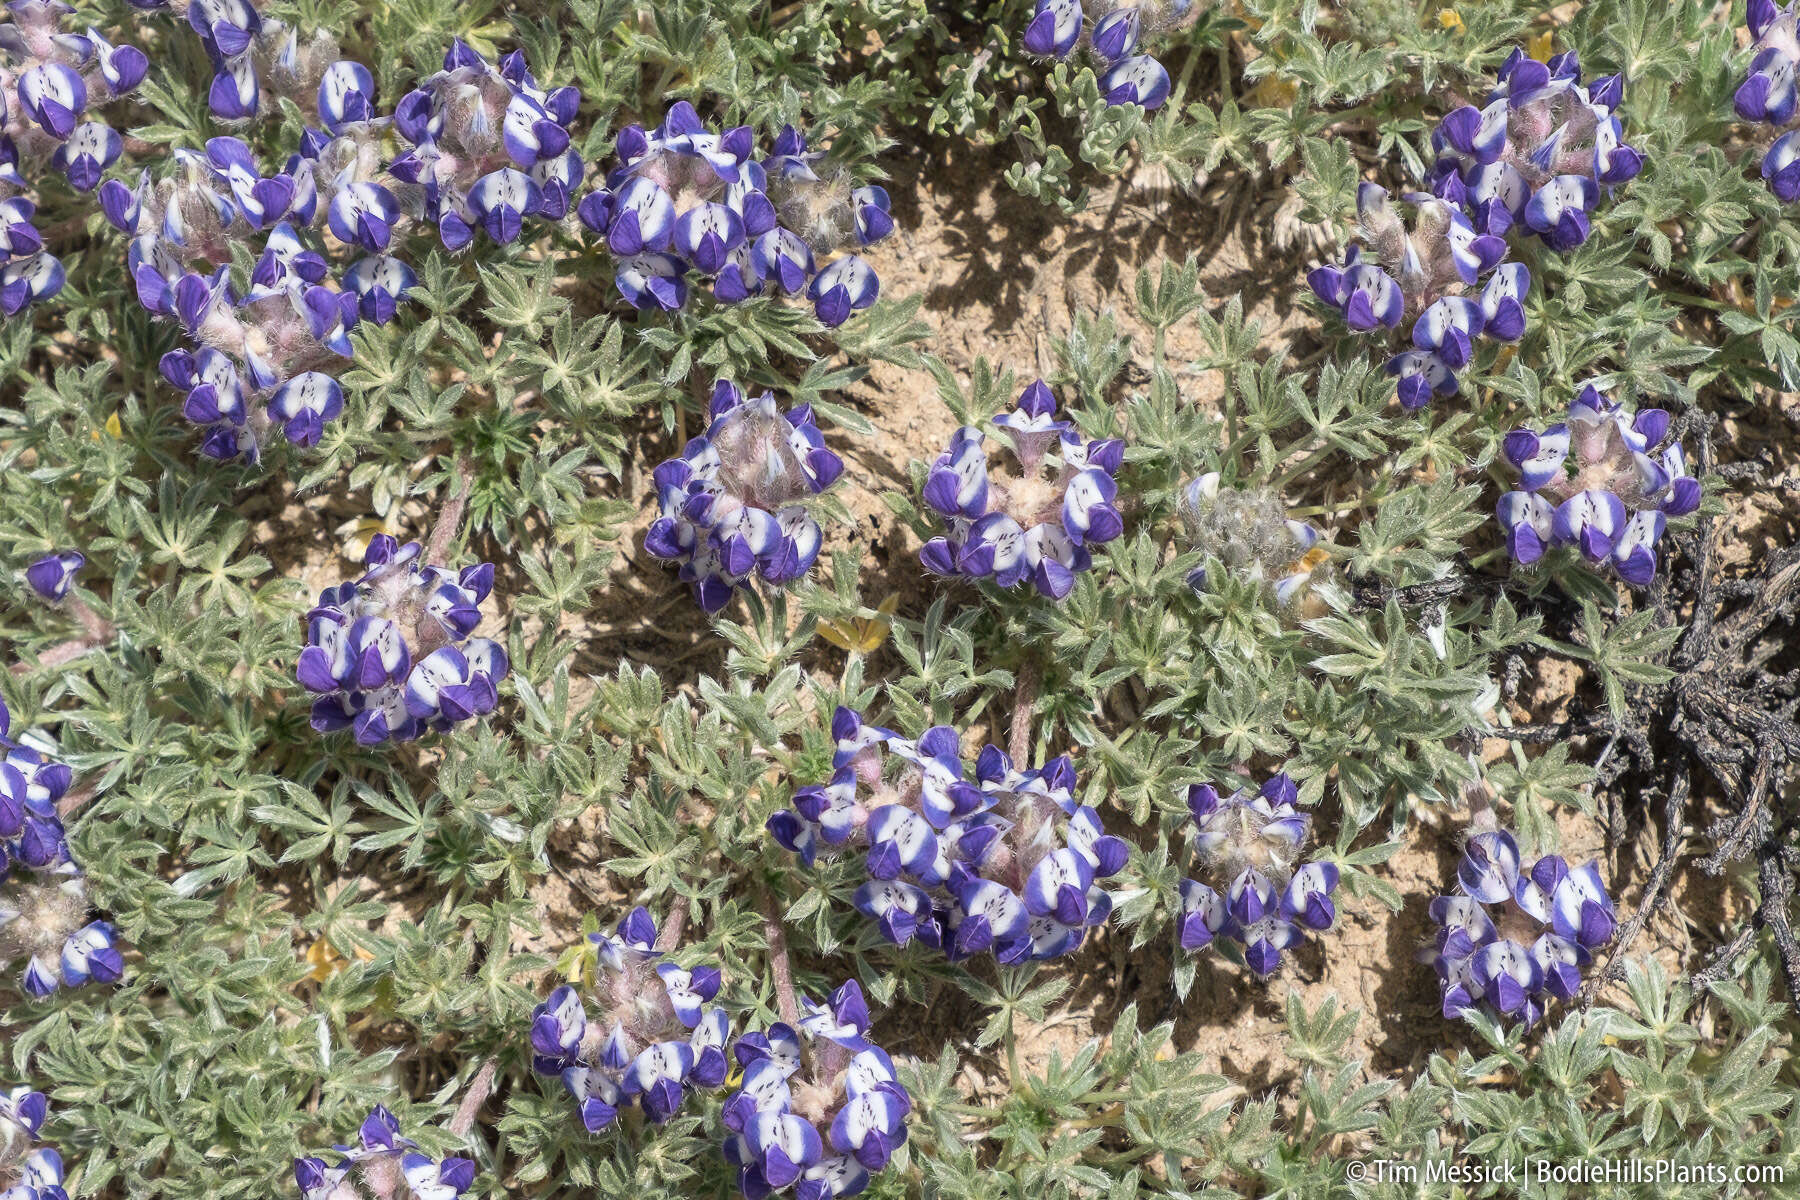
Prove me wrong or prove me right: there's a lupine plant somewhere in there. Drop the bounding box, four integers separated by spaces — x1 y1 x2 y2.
4 1 1800 1198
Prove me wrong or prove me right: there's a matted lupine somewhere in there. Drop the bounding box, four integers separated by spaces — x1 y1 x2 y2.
767 707 1129 963
919 379 1124 599
1736 2 1800 200
293 1105 475 1200
1021 0 1204 110
723 980 910 1199
0 1082 66 1200
1176 473 1331 617
0 699 124 997
0 0 148 314
124 0 351 122
1496 383 1702 586
388 39 581 249
1425 828 1616 1027
528 906 731 1132
1428 47 1642 251
1308 184 1529 410
1177 773 1340 977
296 534 509 745
578 105 893 325
644 380 844 614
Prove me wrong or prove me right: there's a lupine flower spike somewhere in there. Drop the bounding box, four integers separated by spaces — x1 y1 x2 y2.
0 0 149 314
645 380 843 613
528 906 731 1131
1496 382 1702 586
1426 828 1616 1026
0 1082 70 1200
1178 773 1340 976
0 699 124 996
1177 474 1331 617
579 105 893 322
1428 47 1643 250
1309 184 1529 410
723 980 910 1198
1022 0 1204 111
920 380 1125 599
1736 2 1800 200
767 707 1130 962
297 534 509 745
293 1105 475 1200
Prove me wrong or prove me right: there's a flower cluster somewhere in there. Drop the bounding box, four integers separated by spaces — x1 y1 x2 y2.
1427 828 1616 1026
1308 184 1528 410
1496 383 1701 586
1176 473 1331 616
768 707 1129 963
723 980 909 1199
0 699 123 996
0 1083 68 1200
293 1105 474 1200
1737 1 1800 200
528 907 731 1132
296 534 508 745
578 105 891 324
1177 773 1339 977
645 380 843 614
1021 0 1203 111
1428 48 1642 251
388 39 583 249
919 380 1124 599
0 0 148 314
126 0 344 121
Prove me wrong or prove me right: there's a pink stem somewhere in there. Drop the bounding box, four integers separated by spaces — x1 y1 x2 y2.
1009 658 1039 768
448 1059 498 1138
762 893 800 1027
656 895 691 953
425 458 476 566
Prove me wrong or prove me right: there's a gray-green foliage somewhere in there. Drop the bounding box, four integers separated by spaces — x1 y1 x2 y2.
3 0 1798 1197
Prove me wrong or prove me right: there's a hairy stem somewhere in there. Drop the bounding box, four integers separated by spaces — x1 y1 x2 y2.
656 894 691 953
425 457 476 565
1010 657 1040 768
762 891 800 1026
447 1059 498 1139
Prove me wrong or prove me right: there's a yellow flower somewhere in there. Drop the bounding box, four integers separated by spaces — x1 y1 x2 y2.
1437 8 1465 33
304 938 347 982
1529 30 1555 62
90 412 122 441
818 592 900 654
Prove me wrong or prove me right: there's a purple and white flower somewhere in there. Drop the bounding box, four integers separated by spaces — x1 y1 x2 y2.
529 906 730 1132
769 706 1129 963
1178 772 1339 977
1020 0 1198 111
644 380 843 613
1428 47 1642 250
1496 382 1702 585
297 535 508 745
723 980 909 1198
920 380 1124 599
21 552 82 603
1426 827 1615 1026
293 1105 476 1200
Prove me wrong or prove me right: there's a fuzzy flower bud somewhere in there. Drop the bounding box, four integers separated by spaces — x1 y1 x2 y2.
1177 474 1331 616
